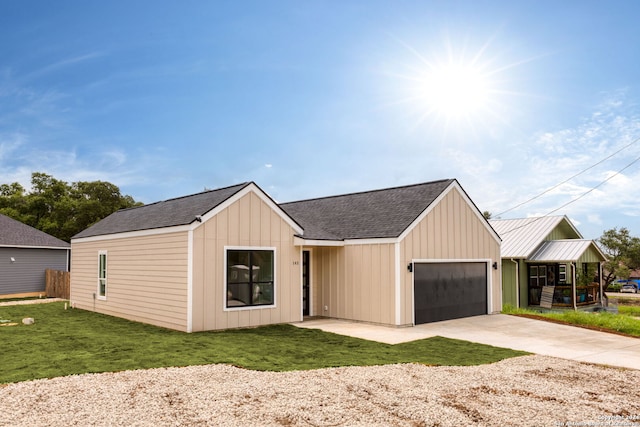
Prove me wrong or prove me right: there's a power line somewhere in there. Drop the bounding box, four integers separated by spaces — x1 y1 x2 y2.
497 135 640 217
500 152 640 235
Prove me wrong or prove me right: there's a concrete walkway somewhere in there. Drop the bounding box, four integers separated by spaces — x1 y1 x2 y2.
293 314 640 370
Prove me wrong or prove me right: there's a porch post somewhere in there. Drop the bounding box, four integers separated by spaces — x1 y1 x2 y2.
599 261 604 306
572 263 577 311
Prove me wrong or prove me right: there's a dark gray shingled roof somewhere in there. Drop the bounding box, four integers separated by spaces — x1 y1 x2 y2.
73 183 251 239
73 179 458 241
280 179 456 240
0 214 70 248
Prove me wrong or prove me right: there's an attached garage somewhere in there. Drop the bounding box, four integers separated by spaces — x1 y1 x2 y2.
71 178 502 332
413 261 489 324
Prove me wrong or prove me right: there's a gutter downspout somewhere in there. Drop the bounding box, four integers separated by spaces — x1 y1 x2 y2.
572 263 577 311
510 259 520 309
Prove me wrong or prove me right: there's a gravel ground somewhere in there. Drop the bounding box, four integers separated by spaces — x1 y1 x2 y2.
1 355 639 427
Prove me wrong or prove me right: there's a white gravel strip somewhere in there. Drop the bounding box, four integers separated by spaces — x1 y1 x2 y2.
1 355 639 427
0 298 64 306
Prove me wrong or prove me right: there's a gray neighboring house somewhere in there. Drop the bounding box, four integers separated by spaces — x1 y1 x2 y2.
0 214 70 297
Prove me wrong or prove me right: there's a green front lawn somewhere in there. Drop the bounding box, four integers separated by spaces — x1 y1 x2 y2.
503 304 640 337
0 302 527 384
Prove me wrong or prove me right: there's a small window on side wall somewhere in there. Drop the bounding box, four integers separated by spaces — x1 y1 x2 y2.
226 248 275 309
98 251 107 300
558 264 567 283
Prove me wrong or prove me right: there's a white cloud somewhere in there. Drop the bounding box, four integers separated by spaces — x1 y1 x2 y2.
0 132 25 160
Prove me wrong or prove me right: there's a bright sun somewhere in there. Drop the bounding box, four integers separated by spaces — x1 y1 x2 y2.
385 36 516 134
418 62 492 119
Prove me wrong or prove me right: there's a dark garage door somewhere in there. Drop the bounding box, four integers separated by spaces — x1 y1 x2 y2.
414 262 487 324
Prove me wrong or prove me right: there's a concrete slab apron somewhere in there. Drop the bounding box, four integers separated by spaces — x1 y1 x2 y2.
293 314 640 370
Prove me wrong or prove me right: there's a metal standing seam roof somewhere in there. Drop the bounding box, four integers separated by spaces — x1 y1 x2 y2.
280 179 456 240
0 214 70 248
488 216 581 258
528 239 605 262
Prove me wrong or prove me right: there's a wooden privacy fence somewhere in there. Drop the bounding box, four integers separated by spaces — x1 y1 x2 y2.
45 269 70 299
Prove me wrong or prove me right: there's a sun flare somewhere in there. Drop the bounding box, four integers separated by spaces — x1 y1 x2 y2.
385 36 521 135
418 62 492 119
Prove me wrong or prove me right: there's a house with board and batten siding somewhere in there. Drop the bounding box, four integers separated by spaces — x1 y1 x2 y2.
489 216 606 310
70 179 502 332
0 214 70 298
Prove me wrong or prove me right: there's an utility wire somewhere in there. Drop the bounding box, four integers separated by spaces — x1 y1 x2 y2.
496 136 640 217
500 153 640 236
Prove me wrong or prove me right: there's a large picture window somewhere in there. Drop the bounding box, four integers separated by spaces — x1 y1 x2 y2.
98 251 107 299
226 248 275 308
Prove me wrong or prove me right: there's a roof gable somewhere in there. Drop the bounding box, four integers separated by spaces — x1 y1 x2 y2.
528 239 606 263
73 182 303 240
489 216 582 258
73 183 252 239
0 214 70 248
280 179 456 240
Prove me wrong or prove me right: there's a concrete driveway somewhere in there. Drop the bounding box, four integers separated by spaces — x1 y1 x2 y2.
294 314 640 370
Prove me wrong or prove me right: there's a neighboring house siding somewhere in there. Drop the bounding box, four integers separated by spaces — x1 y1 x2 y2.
70 231 189 331
578 247 603 264
0 247 68 295
545 223 580 241
399 187 502 325
191 191 302 332
501 261 518 307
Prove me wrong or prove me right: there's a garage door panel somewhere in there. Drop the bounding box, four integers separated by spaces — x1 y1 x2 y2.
414 262 487 324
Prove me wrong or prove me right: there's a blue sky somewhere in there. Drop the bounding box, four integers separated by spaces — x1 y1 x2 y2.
1 1 639 240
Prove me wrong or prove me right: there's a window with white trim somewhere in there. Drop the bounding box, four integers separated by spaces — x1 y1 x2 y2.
226 248 275 308
98 251 107 299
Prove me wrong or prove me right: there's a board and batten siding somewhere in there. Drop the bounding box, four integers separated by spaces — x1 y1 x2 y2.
399 186 502 326
309 247 339 319
577 246 604 265
0 247 69 296
190 191 302 332
501 260 518 307
70 231 189 331
309 244 395 325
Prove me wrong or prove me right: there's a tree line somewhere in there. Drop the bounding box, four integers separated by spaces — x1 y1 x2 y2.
3 173 640 291
0 172 141 242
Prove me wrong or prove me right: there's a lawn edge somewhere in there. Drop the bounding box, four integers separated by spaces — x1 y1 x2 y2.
508 313 640 340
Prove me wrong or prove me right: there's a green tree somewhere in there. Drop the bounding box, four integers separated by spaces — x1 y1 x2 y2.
597 227 640 292
0 172 141 242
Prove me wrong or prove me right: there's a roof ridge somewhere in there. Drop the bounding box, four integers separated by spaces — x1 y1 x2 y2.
281 178 454 205
119 182 252 212
489 215 565 222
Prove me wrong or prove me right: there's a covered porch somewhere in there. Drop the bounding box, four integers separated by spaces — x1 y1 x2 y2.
526 240 606 310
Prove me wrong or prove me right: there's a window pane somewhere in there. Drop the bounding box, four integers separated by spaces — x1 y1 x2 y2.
99 254 106 279
226 249 274 308
98 253 107 297
253 282 274 305
253 250 274 282
227 251 249 284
